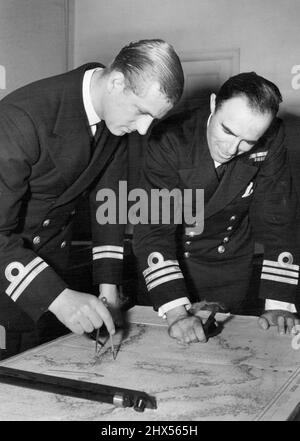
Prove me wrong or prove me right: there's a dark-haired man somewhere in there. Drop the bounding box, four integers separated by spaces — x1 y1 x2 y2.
0 39 184 356
133 72 300 344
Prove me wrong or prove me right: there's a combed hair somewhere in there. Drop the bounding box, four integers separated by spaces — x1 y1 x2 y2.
108 39 184 105
215 72 282 117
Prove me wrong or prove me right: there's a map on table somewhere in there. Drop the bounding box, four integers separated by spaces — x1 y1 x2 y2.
0 307 299 421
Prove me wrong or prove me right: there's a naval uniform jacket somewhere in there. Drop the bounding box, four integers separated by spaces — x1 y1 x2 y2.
133 109 299 312
285 119 300 313
0 63 128 325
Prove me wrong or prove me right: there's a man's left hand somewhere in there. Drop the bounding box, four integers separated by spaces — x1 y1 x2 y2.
258 309 300 335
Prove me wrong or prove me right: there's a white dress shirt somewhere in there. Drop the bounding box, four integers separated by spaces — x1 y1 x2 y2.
82 68 102 134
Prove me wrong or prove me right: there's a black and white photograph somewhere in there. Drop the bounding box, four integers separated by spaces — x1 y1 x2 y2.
0 0 299 424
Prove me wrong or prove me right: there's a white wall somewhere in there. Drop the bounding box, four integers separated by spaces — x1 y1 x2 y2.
0 0 70 99
73 0 300 115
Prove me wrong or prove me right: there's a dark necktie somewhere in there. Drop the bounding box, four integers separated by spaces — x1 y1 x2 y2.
91 121 104 151
215 162 228 181
94 121 104 146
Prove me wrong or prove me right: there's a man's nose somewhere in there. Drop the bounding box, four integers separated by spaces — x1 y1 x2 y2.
227 138 241 155
136 115 153 135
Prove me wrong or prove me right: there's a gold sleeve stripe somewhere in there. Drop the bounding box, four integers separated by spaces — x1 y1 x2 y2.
262 266 298 278
263 259 299 271
145 266 181 284
147 273 184 291
261 274 298 285
11 262 49 301
92 246 124 254
93 252 123 260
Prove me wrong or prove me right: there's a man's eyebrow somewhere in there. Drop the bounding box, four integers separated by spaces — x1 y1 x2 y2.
222 123 257 144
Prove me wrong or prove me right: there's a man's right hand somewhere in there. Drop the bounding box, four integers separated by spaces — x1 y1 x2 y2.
99 283 124 328
166 305 207 344
48 288 115 335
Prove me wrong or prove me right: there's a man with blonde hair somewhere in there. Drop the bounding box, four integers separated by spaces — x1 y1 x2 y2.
0 39 184 357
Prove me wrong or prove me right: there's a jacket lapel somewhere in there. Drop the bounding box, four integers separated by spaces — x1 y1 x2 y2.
193 128 220 204
179 114 219 204
52 123 125 208
44 63 123 208
204 159 258 219
49 124 92 188
48 63 102 186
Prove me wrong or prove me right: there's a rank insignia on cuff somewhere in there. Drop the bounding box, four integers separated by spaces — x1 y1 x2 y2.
5 257 49 301
92 245 124 260
261 252 299 285
143 252 184 291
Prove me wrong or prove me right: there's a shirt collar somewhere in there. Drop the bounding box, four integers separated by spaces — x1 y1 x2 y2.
206 113 221 168
82 68 102 127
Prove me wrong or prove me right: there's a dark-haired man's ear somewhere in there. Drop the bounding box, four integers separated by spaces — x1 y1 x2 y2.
107 71 125 94
210 93 217 114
